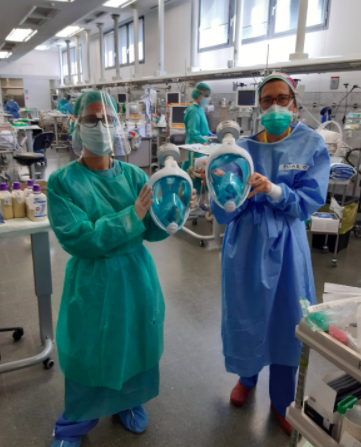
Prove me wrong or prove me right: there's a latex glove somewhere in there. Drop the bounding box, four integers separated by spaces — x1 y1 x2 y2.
248 173 271 199
190 188 197 209
135 185 153 221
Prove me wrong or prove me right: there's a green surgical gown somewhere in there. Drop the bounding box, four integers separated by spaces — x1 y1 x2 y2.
182 103 210 193
47 160 168 396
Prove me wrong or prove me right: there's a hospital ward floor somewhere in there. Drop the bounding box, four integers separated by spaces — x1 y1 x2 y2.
1 151 361 447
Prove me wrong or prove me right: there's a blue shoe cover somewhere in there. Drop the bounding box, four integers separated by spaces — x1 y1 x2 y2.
118 406 148 434
51 439 82 447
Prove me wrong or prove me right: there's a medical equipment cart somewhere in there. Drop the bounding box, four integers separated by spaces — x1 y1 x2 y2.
286 318 361 447
0 218 54 374
178 143 224 249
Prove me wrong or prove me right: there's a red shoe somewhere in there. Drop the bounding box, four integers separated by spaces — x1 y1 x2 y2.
271 404 292 436
230 381 253 407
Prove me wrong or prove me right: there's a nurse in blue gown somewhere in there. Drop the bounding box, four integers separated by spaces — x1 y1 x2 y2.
206 73 330 435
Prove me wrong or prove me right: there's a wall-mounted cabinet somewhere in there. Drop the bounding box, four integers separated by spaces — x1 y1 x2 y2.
0 78 25 107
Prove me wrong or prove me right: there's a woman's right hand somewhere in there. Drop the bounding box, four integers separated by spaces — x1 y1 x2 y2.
135 184 153 221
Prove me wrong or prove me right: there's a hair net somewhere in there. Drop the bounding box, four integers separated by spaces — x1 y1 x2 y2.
71 90 130 157
192 82 211 100
258 73 297 104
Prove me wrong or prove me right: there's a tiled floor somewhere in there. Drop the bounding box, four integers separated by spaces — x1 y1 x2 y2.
0 149 360 446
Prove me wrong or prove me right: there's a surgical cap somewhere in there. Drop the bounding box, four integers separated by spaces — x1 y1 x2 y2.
258 73 297 103
192 82 211 100
72 91 117 119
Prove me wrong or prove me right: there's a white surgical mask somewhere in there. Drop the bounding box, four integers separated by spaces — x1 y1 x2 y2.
80 121 116 156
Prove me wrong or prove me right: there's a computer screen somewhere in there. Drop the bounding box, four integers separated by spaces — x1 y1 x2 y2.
171 106 188 124
52 95 58 101
118 93 127 103
167 92 180 104
237 90 257 107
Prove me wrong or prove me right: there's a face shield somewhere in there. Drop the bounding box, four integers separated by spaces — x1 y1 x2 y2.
148 143 193 235
206 121 254 213
72 90 131 158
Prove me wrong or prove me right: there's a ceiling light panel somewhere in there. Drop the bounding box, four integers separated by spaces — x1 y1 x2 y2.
6 28 37 42
103 0 129 7
0 51 12 59
36 45 50 51
56 26 82 38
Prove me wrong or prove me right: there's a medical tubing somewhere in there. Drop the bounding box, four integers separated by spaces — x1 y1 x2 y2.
301 104 321 126
346 148 361 174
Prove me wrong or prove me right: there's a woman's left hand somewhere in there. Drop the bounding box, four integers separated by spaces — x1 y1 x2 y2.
190 188 197 209
248 173 272 199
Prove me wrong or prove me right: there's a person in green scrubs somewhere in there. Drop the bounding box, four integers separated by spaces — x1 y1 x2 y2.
47 91 168 447
182 83 211 213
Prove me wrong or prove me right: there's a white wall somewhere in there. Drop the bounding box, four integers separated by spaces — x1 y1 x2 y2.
23 79 52 111
0 50 60 79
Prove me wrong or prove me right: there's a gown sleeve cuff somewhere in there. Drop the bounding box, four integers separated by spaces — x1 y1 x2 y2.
266 183 283 201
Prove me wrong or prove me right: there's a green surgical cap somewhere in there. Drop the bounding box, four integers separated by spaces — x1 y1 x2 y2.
73 91 117 118
192 82 211 100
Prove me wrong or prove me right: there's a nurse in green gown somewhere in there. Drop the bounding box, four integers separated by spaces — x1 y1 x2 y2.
182 82 211 195
48 91 168 447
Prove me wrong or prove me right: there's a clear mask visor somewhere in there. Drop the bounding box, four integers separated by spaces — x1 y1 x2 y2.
208 154 251 212
151 175 192 233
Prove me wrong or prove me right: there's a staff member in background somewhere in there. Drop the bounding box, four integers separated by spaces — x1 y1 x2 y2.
4 96 20 119
182 82 212 196
200 73 330 435
57 94 73 115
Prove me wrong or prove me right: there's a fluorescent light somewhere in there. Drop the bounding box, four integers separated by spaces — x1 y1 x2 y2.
51 0 76 2
36 45 50 51
0 51 12 59
56 26 82 38
121 0 136 8
103 0 132 7
6 28 37 42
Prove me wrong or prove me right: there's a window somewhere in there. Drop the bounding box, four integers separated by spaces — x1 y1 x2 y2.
198 0 330 51
199 0 232 50
272 0 328 35
104 31 115 68
104 17 145 69
62 45 83 81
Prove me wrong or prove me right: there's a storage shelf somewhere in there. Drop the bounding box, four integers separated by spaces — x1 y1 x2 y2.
296 320 361 382
286 403 339 447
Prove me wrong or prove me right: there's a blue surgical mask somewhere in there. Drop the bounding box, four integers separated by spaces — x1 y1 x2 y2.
80 121 116 156
261 104 294 136
200 97 210 107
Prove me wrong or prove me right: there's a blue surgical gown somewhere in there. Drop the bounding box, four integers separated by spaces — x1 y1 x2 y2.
4 100 20 119
182 103 210 193
211 123 330 378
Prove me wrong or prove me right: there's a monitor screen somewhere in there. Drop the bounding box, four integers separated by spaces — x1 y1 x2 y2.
167 92 180 104
129 103 138 114
118 93 127 103
171 106 188 124
52 95 58 101
237 90 257 107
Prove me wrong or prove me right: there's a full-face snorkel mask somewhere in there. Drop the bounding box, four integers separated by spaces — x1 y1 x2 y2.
148 143 193 235
206 121 254 213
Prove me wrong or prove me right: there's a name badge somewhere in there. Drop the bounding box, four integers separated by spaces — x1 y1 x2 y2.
279 164 309 171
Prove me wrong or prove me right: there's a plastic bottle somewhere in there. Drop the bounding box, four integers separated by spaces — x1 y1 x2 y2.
0 183 13 220
11 182 26 218
23 179 35 202
27 184 47 222
24 179 35 214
